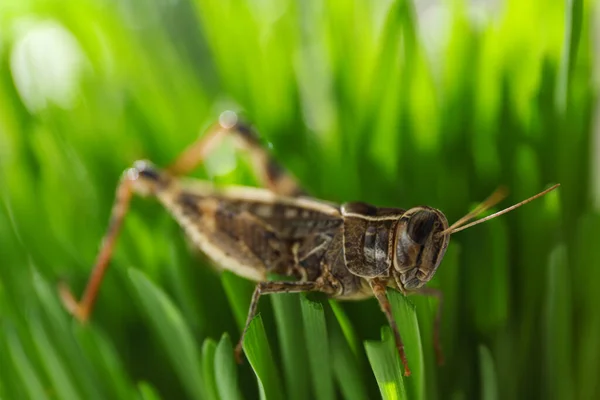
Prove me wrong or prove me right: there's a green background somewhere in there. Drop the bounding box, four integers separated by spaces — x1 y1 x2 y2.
0 0 597 399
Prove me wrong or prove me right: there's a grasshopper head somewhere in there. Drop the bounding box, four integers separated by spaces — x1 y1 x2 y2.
391 184 560 291
393 207 449 290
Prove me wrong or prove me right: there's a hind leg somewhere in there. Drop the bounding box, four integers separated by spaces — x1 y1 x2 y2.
59 163 161 322
61 111 303 322
168 110 304 196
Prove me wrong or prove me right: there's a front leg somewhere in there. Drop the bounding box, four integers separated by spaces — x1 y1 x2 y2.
235 280 320 362
369 278 411 376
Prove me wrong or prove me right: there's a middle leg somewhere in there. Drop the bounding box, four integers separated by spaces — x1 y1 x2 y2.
235 280 321 362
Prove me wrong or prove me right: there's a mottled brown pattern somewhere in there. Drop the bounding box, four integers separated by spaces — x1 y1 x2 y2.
223 199 343 238
167 188 343 280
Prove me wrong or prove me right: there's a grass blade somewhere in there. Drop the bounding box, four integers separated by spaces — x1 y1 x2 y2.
201 338 219 400
365 327 407 400
5 324 49 400
479 345 498 400
329 300 362 359
32 269 107 399
329 312 368 400
30 315 82 400
300 294 335 400
545 245 573 399
72 326 136 400
271 292 311 400
387 290 425 400
243 315 284 400
573 213 600 399
128 268 204 400
138 382 163 400
214 334 243 400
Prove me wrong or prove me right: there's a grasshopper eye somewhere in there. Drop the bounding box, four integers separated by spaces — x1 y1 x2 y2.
393 207 450 290
407 210 437 244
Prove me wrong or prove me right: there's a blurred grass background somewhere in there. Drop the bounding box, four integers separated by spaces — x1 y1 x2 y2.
0 0 598 399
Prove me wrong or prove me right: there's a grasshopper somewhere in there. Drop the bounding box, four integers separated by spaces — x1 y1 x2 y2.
59 111 560 376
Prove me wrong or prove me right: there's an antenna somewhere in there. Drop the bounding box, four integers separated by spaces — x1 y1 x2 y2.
438 184 560 236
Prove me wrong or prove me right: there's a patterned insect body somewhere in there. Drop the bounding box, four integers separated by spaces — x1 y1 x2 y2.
60 115 559 377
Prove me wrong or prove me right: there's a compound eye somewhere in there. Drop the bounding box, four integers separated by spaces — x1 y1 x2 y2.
407 210 437 245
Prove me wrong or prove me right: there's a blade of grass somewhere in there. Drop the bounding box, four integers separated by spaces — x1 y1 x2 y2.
5 324 49 400
32 268 108 399
556 0 583 114
479 345 498 400
329 300 362 359
201 338 219 400
328 312 368 400
271 292 311 400
365 327 408 400
30 314 82 400
464 217 509 333
72 325 136 400
573 212 600 399
243 315 284 400
0 324 23 399
138 382 163 400
128 268 204 400
387 289 425 400
545 244 573 399
214 334 243 400
300 294 335 400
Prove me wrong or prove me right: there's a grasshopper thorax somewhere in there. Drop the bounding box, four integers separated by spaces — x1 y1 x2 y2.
340 202 449 289
393 207 449 291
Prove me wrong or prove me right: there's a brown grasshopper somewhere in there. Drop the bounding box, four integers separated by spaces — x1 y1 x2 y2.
59 111 560 376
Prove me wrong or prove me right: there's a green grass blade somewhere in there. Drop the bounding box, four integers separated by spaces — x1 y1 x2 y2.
387 290 425 400
556 0 583 113
365 327 407 400
271 293 311 400
72 326 136 400
30 315 82 400
32 269 108 399
464 218 509 332
573 212 600 399
214 334 243 400
545 245 573 399
479 345 498 400
300 294 335 400
201 338 219 400
128 268 205 400
243 315 284 400
329 300 362 359
138 382 163 400
329 313 368 400
5 325 49 400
